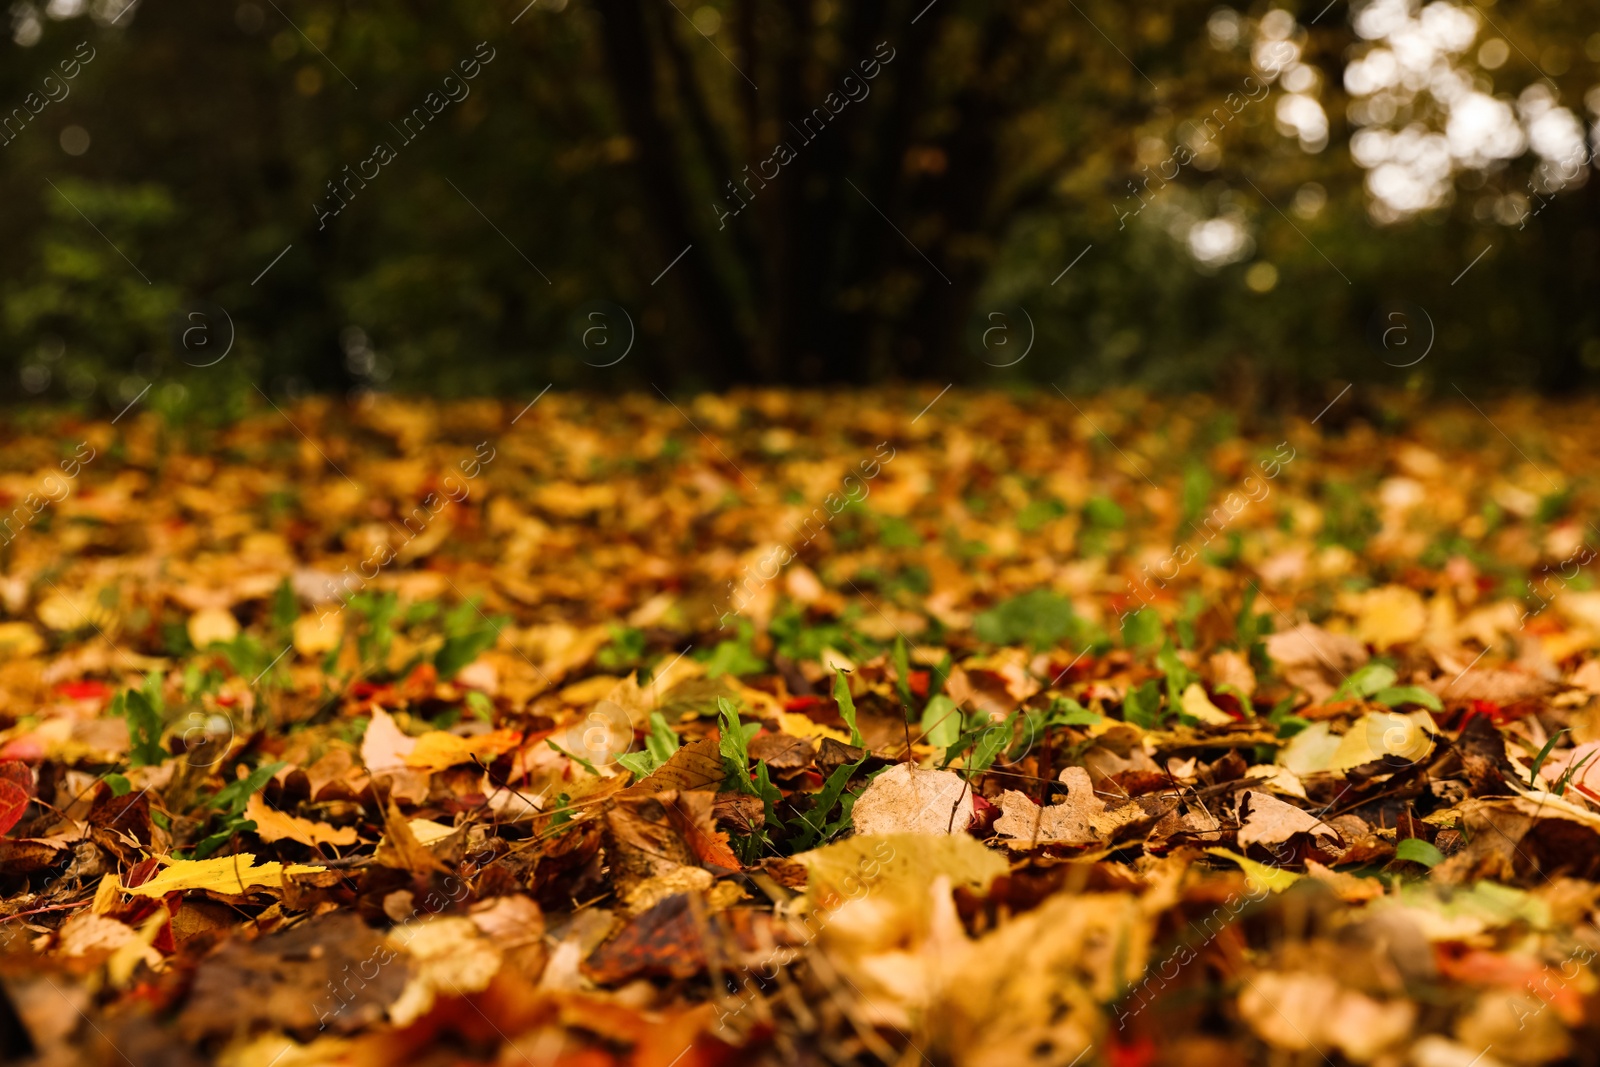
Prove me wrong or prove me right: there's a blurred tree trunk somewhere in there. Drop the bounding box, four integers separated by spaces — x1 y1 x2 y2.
594 0 1035 385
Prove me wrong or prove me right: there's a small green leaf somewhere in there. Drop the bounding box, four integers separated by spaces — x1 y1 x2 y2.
1395 837 1444 868
833 668 863 747
547 739 599 777
1048 697 1102 727
1372 685 1443 712
1334 663 1398 701
717 697 761 794
103 773 131 797
115 689 166 767
209 761 286 817
465 690 494 722
615 712 680 779
891 635 914 711
1527 729 1569 788
920 694 962 750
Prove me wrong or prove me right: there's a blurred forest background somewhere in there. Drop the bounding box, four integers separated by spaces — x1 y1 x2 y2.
1 0 1598 416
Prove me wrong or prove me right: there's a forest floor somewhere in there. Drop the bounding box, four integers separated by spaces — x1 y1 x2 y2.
2 388 1599 1067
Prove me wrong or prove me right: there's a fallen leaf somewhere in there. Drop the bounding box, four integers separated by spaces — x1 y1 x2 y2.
403 727 523 773
121 855 327 898
850 763 973 835
360 707 416 775
1234 791 1341 852
1238 970 1415 1063
244 793 358 848
992 766 1145 847
0 760 31 835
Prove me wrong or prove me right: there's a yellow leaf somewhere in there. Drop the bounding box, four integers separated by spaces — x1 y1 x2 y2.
404 728 522 773
795 832 1007 912
1329 711 1434 772
0 621 43 659
293 611 342 656
777 710 851 744
188 607 240 649
1205 847 1302 894
1343 584 1426 650
1180 682 1234 725
243 794 358 848
122 855 326 898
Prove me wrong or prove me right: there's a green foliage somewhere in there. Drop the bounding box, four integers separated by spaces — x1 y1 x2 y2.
112 679 166 766
616 712 681 779
875 514 924 548
920 694 962 750
1395 838 1444 868
975 589 1083 650
189 759 286 860
1333 662 1397 701
465 690 494 723
700 620 766 679
1372 686 1443 713
1122 678 1165 729
1084 496 1126 529
1156 641 1193 708
596 625 648 672
833 669 863 747
271 578 298 632
769 604 854 665
1121 608 1164 650
891 634 914 712
1016 498 1067 532
716 697 762 794
209 760 286 817
1527 729 1569 789
1235 586 1275 673
435 598 508 679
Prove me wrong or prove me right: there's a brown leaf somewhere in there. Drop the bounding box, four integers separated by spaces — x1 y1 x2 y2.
992 767 1146 847
620 736 725 796
582 893 793 985
374 798 451 874
177 912 407 1038
1235 791 1341 852
748 731 815 770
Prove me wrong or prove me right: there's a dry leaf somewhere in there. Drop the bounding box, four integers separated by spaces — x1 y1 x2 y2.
1238 970 1415 1063
1234 790 1341 851
992 766 1145 847
850 763 973 835
403 727 522 773
244 793 358 848
121 855 327 898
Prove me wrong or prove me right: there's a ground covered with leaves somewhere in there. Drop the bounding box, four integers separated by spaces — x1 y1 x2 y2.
3 389 1600 1066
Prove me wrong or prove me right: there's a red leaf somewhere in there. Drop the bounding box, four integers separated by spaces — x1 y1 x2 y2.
55 679 112 702
0 761 34 836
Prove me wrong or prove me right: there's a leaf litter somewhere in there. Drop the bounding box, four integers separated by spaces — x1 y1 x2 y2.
0 391 1599 1065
